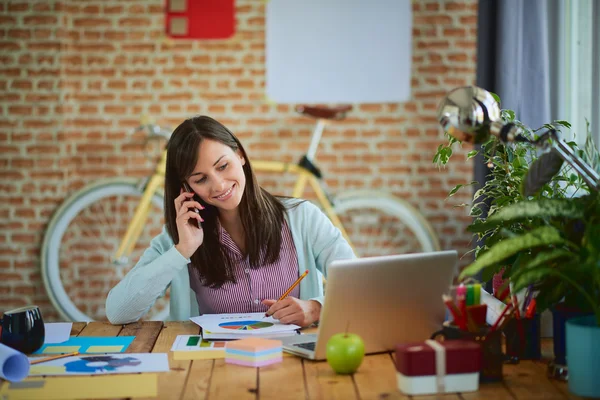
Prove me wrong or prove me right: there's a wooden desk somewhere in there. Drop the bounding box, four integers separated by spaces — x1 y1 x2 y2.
1 321 583 399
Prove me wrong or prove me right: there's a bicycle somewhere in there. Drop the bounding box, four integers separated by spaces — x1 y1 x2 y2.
41 105 441 322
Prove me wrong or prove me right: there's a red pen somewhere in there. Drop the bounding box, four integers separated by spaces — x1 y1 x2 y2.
442 294 463 326
525 298 537 319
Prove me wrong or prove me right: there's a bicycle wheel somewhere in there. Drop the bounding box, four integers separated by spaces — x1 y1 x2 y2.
332 190 440 256
41 178 168 322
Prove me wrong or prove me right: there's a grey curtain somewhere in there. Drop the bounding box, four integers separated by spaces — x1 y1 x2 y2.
495 0 553 129
475 0 556 290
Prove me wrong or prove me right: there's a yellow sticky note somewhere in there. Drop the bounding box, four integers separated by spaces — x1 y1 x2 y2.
86 345 124 353
0 375 157 399
29 366 67 375
42 346 79 354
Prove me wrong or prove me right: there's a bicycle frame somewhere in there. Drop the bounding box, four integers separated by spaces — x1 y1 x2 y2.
112 147 355 264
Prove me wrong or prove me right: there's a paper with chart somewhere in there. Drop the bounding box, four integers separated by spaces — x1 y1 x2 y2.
27 353 169 376
190 313 300 335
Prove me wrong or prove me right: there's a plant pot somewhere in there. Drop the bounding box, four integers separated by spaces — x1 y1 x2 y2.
548 303 592 380
566 315 600 398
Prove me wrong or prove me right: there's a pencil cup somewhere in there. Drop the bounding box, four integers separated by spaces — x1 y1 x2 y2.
504 313 541 361
430 321 504 383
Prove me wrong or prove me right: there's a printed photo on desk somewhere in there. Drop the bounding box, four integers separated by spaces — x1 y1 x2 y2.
27 353 170 376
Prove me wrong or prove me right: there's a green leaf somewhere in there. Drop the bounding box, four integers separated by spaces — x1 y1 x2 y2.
491 92 501 104
535 280 568 312
555 120 572 129
446 181 477 199
467 150 479 160
447 184 463 198
583 127 600 172
467 198 584 233
458 226 566 280
510 249 573 293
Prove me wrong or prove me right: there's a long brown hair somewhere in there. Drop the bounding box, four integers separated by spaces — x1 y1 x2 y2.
164 116 288 288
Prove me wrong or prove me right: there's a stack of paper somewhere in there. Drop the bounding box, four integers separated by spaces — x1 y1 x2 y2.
190 313 300 340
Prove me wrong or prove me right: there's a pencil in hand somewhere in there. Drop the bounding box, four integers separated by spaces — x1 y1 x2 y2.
264 269 309 317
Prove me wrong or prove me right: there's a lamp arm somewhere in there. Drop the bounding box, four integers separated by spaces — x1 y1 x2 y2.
534 130 600 192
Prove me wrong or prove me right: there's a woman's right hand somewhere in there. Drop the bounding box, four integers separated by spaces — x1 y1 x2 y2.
174 190 205 259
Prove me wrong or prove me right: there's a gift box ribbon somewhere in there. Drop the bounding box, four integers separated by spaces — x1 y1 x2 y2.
425 339 446 393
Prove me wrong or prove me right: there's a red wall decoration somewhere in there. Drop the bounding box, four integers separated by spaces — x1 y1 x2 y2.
165 0 235 39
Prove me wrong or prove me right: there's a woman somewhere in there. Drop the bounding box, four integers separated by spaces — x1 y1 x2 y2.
106 116 355 326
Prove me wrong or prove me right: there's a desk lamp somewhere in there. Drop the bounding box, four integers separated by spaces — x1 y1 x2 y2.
436 86 599 194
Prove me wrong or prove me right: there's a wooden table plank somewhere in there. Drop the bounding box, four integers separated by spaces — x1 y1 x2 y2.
258 354 306 400
70 322 87 336
502 361 568 399
77 321 122 337
181 359 214 400
120 321 163 353
303 359 358 400
138 321 199 400
461 381 515 400
530 360 584 400
207 359 258 399
353 353 409 400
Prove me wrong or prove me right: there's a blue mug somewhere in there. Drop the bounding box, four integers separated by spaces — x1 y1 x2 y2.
0 305 45 354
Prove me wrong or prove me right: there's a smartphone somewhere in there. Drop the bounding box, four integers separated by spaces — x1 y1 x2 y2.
182 182 202 229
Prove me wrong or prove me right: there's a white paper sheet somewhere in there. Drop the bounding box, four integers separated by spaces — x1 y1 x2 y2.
27 353 170 376
190 312 300 335
0 342 30 381
44 322 72 344
266 0 412 103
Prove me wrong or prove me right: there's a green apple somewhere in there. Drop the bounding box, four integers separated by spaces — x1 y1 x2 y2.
326 332 365 374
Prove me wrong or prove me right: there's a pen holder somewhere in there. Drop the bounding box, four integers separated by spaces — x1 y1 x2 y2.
430 320 504 383
504 314 541 361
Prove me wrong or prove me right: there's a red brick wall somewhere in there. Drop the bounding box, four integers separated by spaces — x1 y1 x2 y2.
1 0 478 321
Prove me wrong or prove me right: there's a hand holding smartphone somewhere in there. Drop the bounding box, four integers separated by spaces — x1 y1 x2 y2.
182 182 202 229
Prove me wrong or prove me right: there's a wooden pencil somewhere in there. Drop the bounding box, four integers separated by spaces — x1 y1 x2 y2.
30 351 80 365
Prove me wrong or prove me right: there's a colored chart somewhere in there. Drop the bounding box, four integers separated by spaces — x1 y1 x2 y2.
219 321 273 330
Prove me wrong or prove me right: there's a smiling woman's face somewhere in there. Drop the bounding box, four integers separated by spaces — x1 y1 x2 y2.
186 139 246 212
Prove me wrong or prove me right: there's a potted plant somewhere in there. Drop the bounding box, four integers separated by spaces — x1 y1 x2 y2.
434 86 599 396
456 129 600 397
433 92 582 288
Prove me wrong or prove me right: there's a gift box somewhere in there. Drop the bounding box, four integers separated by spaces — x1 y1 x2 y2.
395 339 481 395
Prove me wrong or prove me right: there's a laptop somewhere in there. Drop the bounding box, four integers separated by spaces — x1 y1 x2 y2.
280 250 458 360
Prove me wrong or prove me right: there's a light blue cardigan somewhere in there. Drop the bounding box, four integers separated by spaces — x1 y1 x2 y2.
105 200 356 324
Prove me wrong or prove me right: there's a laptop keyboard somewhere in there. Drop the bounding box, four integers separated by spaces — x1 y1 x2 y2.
294 342 316 351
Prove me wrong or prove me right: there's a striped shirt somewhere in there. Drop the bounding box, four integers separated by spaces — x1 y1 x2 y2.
188 220 300 314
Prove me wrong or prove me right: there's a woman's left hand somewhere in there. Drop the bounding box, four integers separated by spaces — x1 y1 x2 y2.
261 298 321 327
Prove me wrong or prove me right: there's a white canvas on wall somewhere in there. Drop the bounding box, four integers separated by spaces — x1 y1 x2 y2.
266 0 412 104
